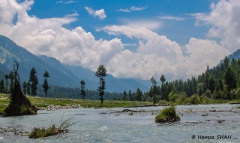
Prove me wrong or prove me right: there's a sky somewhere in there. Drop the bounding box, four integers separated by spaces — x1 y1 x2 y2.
0 0 240 81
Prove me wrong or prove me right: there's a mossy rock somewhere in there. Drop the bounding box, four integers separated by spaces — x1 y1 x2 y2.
4 103 37 116
155 106 180 123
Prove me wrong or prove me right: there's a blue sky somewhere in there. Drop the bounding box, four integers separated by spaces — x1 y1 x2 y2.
1 0 239 80
28 0 214 46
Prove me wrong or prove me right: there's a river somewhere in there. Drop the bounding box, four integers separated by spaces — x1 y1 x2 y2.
0 104 240 143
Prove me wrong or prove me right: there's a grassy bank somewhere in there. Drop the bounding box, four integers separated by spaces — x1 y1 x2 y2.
0 93 151 114
1 93 240 115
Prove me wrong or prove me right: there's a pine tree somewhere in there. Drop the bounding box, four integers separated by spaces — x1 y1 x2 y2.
42 71 50 97
0 80 4 93
5 74 9 94
135 88 143 101
150 76 157 104
29 67 39 96
224 66 237 95
122 90 128 101
160 74 166 100
23 81 27 94
128 90 132 101
95 65 107 105
80 80 86 100
208 74 215 94
27 81 31 95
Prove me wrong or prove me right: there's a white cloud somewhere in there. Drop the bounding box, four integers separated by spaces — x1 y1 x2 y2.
159 16 184 21
101 25 184 79
56 0 76 4
0 0 236 81
184 38 230 76
100 25 231 79
194 0 240 52
119 19 162 31
85 7 106 20
64 10 79 17
117 6 146 12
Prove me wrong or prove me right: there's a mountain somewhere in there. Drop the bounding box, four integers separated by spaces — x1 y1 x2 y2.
0 35 80 87
228 49 240 60
64 65 149 92
0 35 149 92
0 63 9 79
39 58 149 92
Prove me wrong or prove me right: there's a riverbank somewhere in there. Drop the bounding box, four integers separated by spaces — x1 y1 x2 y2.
1 93 240 114
0 93 152 114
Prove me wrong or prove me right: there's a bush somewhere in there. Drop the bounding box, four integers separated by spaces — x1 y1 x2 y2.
29 117 76 138
200 95 210 104
159 100 169 106
29 125 61 138
189 94 200 104
176 92 187 104
146 97 153 102
155 106 180 123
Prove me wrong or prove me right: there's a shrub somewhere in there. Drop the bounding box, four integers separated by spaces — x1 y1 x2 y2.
176 92 187 104
159 100 168 106
155 106 180 123
29 117 76 138
189 94 200 104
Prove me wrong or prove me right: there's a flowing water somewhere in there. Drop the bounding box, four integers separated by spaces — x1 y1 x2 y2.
0 104 240 143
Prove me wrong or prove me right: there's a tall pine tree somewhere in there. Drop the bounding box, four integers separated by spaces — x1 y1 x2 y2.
80 80 86 100
95 65 107 105
29 67 39 96
42 71 50 97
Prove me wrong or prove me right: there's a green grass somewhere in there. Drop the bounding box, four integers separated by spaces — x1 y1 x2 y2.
0 93 152 114
29 116 76 138
28 96 150 108
0 93 9 114
1 93 240 115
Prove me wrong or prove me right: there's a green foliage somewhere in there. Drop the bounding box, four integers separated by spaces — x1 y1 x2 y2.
235 88 240 99
122 90 128 101
43 71 50 78
160 74 166 100
176 92 188 104
145 56 240 104
36 85 123 100
155 106 180 123
189 94 200 104
159 100 168 106
42 79 49 97
80 80 86 100
22 81 27 94
168 91 178 102
224 66 237 93
201 96 211 104
150 76 158 104
29 67 39 96
29 117 76 138
95 65 107 105
160 74 166 85
42 71 50 97
135 88 143 101
0 79 4 93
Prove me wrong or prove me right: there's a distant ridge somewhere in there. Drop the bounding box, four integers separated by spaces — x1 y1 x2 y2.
0 35 149 92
